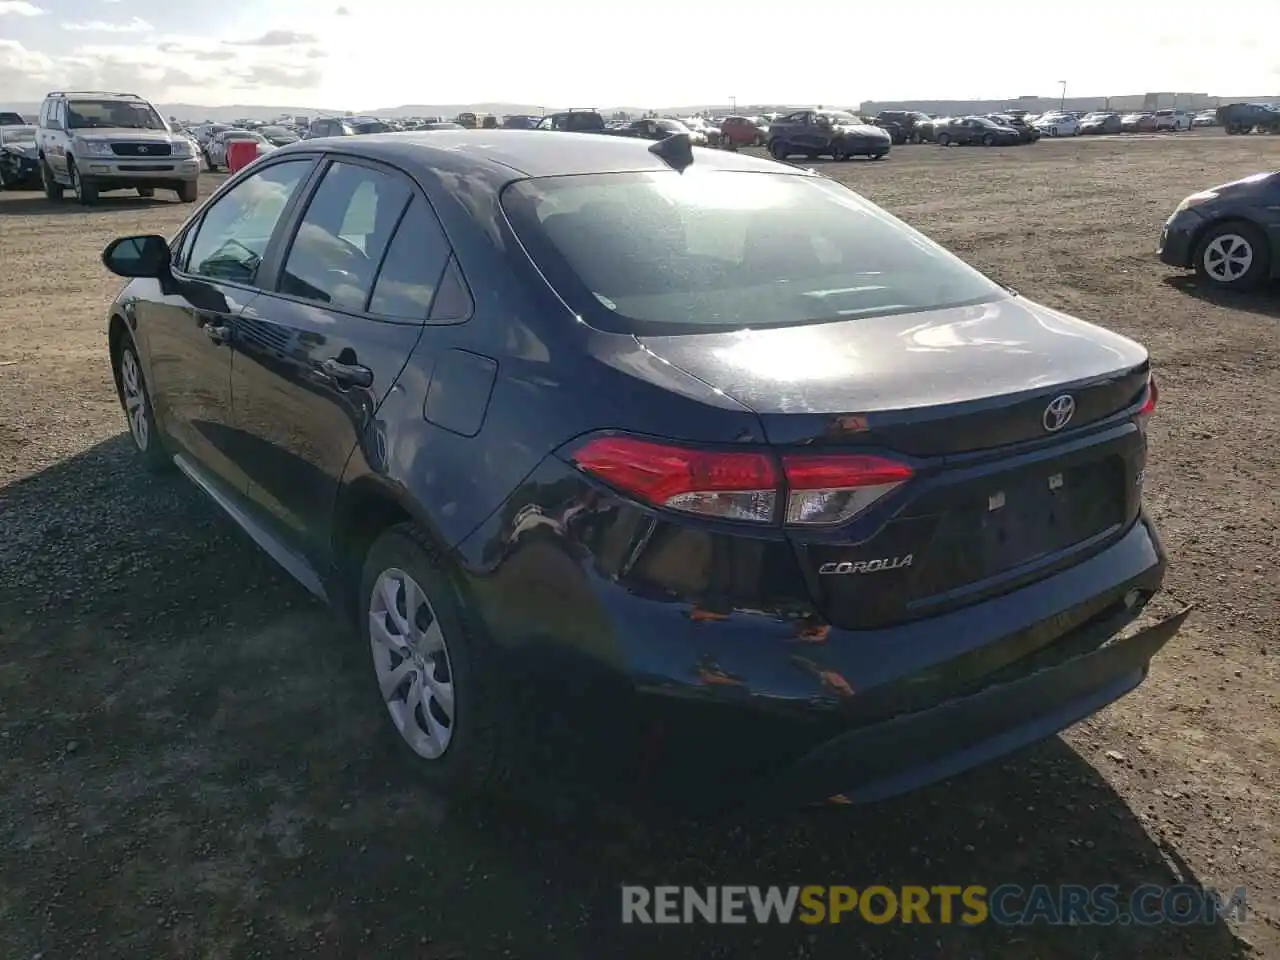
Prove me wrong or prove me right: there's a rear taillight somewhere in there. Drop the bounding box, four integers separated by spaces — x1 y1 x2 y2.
1139 374 1158 416
781 454 915 526
569 436 913 526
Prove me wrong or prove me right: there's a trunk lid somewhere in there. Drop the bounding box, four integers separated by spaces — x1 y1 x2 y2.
636 296 1151 628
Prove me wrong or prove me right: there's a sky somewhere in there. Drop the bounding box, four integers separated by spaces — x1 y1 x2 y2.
1 0 1278 110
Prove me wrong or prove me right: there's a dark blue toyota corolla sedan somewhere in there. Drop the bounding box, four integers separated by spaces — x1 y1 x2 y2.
101 130 1189 808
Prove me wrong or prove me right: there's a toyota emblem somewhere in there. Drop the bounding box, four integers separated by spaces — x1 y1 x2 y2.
138 146 149 153
1043 394 1076 432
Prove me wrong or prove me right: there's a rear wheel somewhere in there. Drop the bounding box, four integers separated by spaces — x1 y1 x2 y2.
982 133 995 147
830 139 849 161
360 524 514 792
1194 221 1270 291
0 164 7 190
41 159 63 201
768 139 789 161
937 132 951 147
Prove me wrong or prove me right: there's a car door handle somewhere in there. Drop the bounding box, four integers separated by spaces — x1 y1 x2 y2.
319 358 374 388
204 323 232 345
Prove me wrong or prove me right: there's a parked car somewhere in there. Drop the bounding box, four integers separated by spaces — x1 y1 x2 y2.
1120 113 1158 133
873 110 929 144
1158 171 1280 290
258 124 301 147
36 90 199 204
986 114 1040 143
535 110 607 133
99 129 1183 808
605 117 693 142
1079 112 1123 135
767 109 891 161
1033 112 1081 137
0 124 40 189
912 116 950 143
1216 103 1280 135
304 117 393 139
1191 110 1218 128
204 129 275 170
1153 109 1191 132
678 117 718 147
502 115 541 130
0 111 27 126
720 115 767 149
935 116 1021 147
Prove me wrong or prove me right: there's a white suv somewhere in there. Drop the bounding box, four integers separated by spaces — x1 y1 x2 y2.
1154 109 1192 132
36 90 200 205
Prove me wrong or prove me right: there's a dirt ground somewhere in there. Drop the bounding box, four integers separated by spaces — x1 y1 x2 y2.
1 133 1279 959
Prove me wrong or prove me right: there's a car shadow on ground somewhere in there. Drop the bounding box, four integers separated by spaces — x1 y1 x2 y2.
1163 274 1280 318
0 435 1253 959
0 193 180 215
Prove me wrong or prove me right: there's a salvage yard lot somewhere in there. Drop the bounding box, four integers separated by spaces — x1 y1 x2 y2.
2 134 1279 959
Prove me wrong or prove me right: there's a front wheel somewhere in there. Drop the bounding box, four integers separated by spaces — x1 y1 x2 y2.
114 339 170 472
41 159 63 201
830 139 849 161
70 162 97 206
1194 222 1270 291
982 134 995 147
768 139 789 161
937 133 951 147
177 180 199 203
360 524 514 792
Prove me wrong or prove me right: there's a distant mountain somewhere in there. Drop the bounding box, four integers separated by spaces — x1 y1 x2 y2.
0 100 785 123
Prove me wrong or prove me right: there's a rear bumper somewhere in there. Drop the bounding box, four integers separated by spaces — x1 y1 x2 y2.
753 601 1190 808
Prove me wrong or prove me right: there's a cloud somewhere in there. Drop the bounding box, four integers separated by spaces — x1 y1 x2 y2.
335 5 350 14
0 1 44 15
233 63 322 89
224 30 317 47
63 17 153 33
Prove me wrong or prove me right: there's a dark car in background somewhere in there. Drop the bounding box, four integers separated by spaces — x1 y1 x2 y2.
1158 171 1280 290
1079 112 1123 135
0 124 40 189
604 117 692 142
99 130 1184 810
767 109 891 161
1216 103 1280 135
987 113 1040 143
502 115 541 130
536 109 607 133
1121 112 1158 133
873 110 930 144
258 124 300 147
935 116 1021 146
0 111 27 126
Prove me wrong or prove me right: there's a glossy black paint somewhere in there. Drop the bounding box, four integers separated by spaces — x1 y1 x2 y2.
106 130 1180 803
1158 172 1280 276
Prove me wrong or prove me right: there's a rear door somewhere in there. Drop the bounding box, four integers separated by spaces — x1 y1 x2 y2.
230 155 454 566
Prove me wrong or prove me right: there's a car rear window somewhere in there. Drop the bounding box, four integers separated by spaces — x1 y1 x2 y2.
501 170 1007 335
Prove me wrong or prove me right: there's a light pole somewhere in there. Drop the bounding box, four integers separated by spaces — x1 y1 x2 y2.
730 95 737 113
1058 80 1067 111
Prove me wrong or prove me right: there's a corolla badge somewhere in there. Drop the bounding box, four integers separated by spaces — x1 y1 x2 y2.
1042 394 1076 433
819 555 913 575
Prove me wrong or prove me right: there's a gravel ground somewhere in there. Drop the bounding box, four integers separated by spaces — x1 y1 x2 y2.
1 133 1278 959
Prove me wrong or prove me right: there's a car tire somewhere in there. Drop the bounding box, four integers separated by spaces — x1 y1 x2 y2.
114 338 171 472
1194 221 1270 291
830 139 849 161
177 180 199 203
768 139 789 161
40 158 63 201
937 132 951 147
982 134 995 147
910 131 922 144
0 165 7 190
359 523 514 792
137 187 154 198
870 152 887 161
69 161 97 206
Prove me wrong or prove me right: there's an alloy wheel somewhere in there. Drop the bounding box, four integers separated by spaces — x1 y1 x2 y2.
119 348 150 451
369 567 456 760
1203 234 1253 283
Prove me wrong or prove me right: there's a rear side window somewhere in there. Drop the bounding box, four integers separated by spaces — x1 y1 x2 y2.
279 160 411 311
502 170 1008 335
368 196 451 320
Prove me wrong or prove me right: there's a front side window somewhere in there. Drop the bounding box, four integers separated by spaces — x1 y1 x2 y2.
278 161 411 310
65 99 166 131
186 159 312 284
502 170 1008 335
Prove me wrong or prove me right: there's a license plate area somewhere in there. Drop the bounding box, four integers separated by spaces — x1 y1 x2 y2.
913 457 1126 600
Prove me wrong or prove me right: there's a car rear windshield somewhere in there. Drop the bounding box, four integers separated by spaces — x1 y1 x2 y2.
502 171 1008 335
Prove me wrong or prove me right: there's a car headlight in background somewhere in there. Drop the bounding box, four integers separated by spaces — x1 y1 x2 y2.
1174 190 1218 213
170 140 192 158
75 139 112 156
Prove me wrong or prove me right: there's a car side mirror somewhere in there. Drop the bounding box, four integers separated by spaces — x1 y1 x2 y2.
102 234 171 279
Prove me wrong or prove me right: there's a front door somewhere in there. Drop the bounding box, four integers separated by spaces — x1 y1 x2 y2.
145 156 317 491
231 157 454 566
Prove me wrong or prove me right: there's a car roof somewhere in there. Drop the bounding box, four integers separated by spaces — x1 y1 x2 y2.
277 129 800 179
